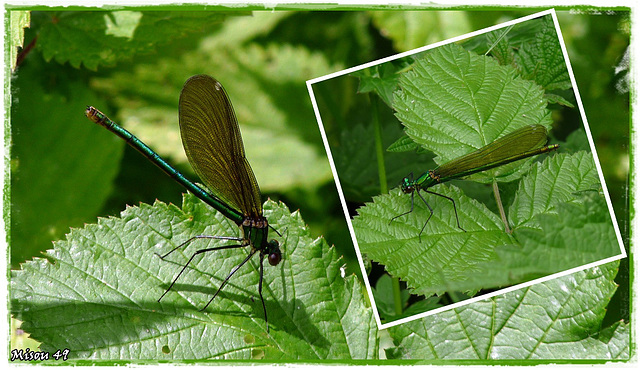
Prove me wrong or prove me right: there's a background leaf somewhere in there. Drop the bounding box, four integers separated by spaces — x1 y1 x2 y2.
485 27 516 66
34 11 239 70
11 58 121 266
352 60 411 107
508 150 600 227
387 261 628 360
515 15 572 91
90 39 338 193
370 11 473 51
10 196 378 360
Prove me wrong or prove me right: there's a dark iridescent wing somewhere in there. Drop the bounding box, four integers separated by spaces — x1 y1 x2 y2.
179 75 262 217
436 125 549 180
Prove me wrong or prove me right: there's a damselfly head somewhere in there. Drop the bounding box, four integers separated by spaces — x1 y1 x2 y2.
400 177 414 194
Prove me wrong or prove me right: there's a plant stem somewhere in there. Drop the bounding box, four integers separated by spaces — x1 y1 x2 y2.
492 180 511 234
371 94 403 316
372 94 388 194
392 277 403 316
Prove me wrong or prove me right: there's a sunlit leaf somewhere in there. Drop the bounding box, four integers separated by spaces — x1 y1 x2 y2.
11 196 378 360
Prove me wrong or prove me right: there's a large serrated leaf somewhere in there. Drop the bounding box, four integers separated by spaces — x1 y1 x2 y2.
354 184 511 298
354 151 620 302
393 42 552 183
11 195 378 360
449 151 622 287
387 262 629 360
509 150 601 227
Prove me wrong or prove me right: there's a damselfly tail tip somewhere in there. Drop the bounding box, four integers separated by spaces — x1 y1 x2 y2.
85 106 100 122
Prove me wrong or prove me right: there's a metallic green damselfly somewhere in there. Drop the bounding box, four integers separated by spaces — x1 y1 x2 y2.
85 75 281 331
391 124 559 238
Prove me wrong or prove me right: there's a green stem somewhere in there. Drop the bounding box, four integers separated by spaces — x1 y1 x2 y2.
372 94 388 194
371 94 403 316
492 180 511 234
391 277 403 316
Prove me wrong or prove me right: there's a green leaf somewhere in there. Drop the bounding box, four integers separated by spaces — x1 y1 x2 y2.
393 42 553 183
335 122 427 201
369 11 472 52
11 60 121 265
353 183 511 298
505 192 619 274
515 15 572 91
11 196 378 360
387 261 629 360
545 93 575 107
9 10 30 70
11 318 41 352
508 151 600 227
563 128 592 153
353 60 409 107
35 11 239 70
372 274 441 323
372 274 407 319
353 151 619 301
386 135 420 153
485 27 515 66
466 170 620 287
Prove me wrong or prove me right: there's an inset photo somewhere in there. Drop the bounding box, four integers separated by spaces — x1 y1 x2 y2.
308 9 626 329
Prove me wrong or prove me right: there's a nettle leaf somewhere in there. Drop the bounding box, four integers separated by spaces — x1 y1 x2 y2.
11 195 378 360
515 15 571 91
393 42 552 183
509 151 601 228
353 60 410 107
505 192 619 274
353 183 512 297
36 11 238 70
458 152 621 288
387 261 629 360
386 135 421 153
353 151 619 299
485 27 515 67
